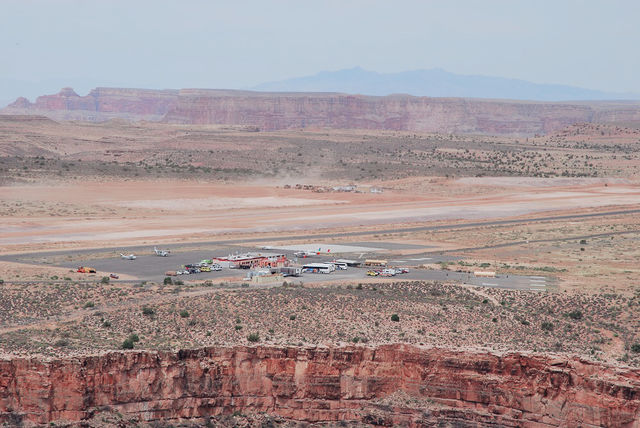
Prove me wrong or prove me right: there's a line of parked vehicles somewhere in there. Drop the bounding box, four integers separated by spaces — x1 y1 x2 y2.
366 267 409 277
165 259 223 276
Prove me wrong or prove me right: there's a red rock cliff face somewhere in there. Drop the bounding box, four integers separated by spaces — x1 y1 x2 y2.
4 88 640 136
0 345 638 427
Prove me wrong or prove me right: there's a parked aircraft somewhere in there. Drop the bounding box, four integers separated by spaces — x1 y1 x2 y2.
154 247 170 257
120 253 136 260
294 250 318 258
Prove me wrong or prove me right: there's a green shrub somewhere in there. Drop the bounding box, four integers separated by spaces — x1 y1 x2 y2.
100 276 110 284
566 310 583 320
390 314 400 322
289 314 297 321
247 333 260 342
142 306 155 316
179 310 189 318
121 338 134 349
631 343 640 353
83 301 95 309
541 321 554 331
128 333 140 343
163 277 173 285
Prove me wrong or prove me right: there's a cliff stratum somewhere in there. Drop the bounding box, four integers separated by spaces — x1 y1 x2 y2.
1 345 638 427
4 87 640 135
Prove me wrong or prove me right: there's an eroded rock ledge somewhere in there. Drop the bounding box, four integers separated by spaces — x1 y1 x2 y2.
1 345 639 427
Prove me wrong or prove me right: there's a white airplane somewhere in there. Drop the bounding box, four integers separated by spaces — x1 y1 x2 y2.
294 250 318 258
154 247 170 257
120 253 136 260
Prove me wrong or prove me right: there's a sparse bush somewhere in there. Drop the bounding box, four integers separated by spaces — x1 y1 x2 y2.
128 333 140 343
567 310 583 320
83 301 95 309
580 239 587 245
391 314 400 322
235 324 243 331
247 333 260 342
142 306 155 316
102 320 111 328
541 321 554 332
54 339 69 347
631 343 640 353
100 276 110 284
179 310 189 318
174 280 184 285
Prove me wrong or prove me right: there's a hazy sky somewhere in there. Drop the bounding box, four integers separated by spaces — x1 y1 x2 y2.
1 0 639 94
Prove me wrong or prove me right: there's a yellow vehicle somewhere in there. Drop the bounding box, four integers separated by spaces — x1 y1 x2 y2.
366 270 379 276
199 266 211 272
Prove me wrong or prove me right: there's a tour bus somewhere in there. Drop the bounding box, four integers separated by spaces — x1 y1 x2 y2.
331 261 348 270
302 263 335 274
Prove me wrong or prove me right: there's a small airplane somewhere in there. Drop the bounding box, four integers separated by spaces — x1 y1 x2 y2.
120 253 136 260
154 247 170 257
294 250 318 258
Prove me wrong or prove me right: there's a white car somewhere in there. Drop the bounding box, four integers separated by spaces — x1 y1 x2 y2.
211 264 222 271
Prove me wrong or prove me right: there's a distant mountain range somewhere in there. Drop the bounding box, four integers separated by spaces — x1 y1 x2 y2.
252 67 639 101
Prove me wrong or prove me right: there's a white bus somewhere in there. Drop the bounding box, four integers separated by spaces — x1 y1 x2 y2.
302 263 335 274
331 262 348 270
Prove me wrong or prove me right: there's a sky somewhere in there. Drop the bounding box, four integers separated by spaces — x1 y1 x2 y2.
1 0 639 99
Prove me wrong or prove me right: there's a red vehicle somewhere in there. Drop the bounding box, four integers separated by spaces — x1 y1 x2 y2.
109 273 119 279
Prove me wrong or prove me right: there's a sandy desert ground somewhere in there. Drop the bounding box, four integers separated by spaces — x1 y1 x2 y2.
0 117 639 366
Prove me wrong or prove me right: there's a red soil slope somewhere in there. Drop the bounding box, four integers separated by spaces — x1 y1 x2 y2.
1 345 638 426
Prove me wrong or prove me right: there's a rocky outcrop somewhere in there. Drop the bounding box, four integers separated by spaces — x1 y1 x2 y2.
3 87 640 135
3 87 179 122
0 345 638 427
